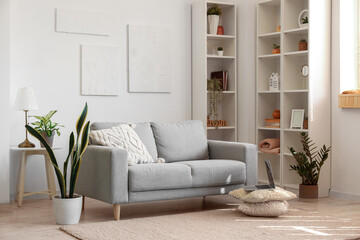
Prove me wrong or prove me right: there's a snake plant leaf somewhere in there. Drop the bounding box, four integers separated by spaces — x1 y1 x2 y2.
63 132 75 193
25 125 66 198
79 121 90 157
76 103 88 139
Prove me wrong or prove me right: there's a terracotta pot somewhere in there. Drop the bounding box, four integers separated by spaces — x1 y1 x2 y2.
217 25 224 35
303 119 308 129
298 42 308 51
40 131 55 148
299 184 318 199
272 110 280 119
272 48 280 54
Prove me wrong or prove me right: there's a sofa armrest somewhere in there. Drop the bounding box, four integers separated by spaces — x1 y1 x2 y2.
76 145 128 204
208 140 258 186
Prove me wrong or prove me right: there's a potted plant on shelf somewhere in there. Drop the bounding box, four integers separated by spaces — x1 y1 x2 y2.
300 16 308 28
31 110 64 147
298 39 308 51
26 103 90 225
207 78 223 128
272 44 280 54
207 4 222 35
288 132 331 199
217 47 223 56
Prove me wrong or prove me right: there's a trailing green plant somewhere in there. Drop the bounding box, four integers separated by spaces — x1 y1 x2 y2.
207 4 222 15
31 110 64 137
300 39 307 43
273 43 280 49
26 103 90 198
207 79 223 127
302 16 308 24
288 132 331 185
217 47 223 51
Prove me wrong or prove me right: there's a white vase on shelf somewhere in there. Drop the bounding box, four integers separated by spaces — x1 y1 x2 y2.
208 15 219 34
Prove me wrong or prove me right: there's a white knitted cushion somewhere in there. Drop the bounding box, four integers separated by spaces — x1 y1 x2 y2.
238 201 289 217
229 187 297 203
89 124 164 166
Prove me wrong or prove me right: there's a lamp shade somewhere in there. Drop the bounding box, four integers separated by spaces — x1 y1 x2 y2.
14 87 38 111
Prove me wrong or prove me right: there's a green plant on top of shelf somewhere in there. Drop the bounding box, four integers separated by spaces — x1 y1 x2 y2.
207 78 223 128
302 16 308 24
217 47 223 51
273 44 280 49
207 5 222 15
288 132 331 185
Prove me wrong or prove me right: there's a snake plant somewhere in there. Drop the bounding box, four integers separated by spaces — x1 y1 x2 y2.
26 103 90 198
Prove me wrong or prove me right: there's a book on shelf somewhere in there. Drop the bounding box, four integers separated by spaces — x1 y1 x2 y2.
210 71 228 91
264 118 280 128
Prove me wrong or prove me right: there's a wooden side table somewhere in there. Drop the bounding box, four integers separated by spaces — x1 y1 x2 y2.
10 146 62 207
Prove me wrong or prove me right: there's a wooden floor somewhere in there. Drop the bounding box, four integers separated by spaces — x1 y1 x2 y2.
1 195 360 239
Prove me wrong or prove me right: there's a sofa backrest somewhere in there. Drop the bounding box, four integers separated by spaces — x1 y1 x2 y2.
151 120 209 162
90 122 158 160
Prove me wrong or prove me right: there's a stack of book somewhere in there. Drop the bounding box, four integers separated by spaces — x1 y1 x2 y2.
265 119 280 128
210 71 228 91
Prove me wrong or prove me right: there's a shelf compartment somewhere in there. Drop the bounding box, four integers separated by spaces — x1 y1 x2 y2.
257 0 281 35
207 93 236 127
283 0 308 31
258 153 281 185
257 57 280 92
282 131 304 155
257 128 280 147
207 58 236 91
282 54 308 90
207 36 235 56
207 2 236 36
258 34 281 56
283 28 308 53
207 128 236 142
283 92 308 129
257 93 280 128
282 155 302 188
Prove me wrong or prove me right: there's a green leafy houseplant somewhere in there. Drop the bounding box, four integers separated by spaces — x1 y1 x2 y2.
302 16 308 24
207 4 222 15
31 110 64 137
273 44 280 49
299 39 307 43
289 132 331 185
207 78 223 127
26 103 90 198
217 47 223 51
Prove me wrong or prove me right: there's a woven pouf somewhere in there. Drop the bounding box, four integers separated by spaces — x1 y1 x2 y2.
229 187 297 217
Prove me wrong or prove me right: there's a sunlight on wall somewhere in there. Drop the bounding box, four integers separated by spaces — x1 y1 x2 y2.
340 0 357 92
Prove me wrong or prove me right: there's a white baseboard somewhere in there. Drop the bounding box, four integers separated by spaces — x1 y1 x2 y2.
330 190 360 201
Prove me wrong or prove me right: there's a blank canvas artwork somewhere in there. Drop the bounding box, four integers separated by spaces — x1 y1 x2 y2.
81 45 120 96
128 24 171 93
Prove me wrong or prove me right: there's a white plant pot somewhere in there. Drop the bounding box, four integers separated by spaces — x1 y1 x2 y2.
208 15 219 35
300 23 308 28
217 51 223 56
53 195 82 225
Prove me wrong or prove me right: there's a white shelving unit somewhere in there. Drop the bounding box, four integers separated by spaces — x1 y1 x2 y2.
192 0 237 142
256 0 330 197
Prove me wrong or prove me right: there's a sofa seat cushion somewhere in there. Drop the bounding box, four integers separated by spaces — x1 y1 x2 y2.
151 120 209 162
129 163 192 192
176 160 246 188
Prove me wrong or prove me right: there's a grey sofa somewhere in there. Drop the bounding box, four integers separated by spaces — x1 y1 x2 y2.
76 120 257 220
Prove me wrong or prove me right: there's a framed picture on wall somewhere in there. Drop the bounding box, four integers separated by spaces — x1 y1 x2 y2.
290 109 304 129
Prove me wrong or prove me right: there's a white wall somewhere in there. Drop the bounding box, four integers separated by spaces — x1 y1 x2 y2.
0 0 11 204
330 0 360 199
8 0 194 200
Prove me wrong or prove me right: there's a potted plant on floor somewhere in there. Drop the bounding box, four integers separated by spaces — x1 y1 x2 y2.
31 110 64 147
288 132 331 199
26 103 90 225
207 4 222 35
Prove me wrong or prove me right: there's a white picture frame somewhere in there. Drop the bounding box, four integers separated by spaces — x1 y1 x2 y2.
290 109 305 129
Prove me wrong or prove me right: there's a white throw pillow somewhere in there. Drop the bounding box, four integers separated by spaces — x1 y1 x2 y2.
89 124 163 166
238 201 289 217
229 187 297 203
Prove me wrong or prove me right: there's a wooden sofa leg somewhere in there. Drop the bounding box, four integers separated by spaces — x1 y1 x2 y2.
113 204 121 220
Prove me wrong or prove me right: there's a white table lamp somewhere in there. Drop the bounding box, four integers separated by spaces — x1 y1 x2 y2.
14 87 38 148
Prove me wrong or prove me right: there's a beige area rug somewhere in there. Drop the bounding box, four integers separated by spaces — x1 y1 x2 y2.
61 208 360 240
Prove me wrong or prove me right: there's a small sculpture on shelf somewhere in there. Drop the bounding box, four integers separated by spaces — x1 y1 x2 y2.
272 44 280 54
269 72 280 91
207 116 228 128
298 39 308 51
